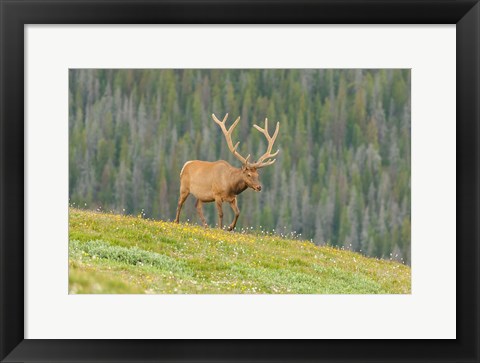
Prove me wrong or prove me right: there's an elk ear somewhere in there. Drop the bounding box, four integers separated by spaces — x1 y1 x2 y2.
241 155 251 171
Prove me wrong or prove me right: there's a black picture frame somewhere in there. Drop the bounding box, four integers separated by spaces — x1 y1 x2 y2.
1 1 478 362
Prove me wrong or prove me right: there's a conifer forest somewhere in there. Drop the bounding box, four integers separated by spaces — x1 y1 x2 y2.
69 69 411 264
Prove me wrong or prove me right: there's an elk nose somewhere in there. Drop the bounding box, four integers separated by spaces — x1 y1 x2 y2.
257 185 262 191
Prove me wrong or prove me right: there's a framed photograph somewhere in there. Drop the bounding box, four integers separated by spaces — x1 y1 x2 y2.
1 0 478 362
67 67 412 296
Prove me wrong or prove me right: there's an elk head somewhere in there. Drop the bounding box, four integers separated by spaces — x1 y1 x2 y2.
212 113 280 192
241 165 262 192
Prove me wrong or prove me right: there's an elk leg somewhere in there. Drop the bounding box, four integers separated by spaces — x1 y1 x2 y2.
227 198 240 231
195 199 208 227
174 190 189 223
215 198 224 229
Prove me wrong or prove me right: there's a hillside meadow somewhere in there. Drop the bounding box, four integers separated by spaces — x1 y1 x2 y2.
69 208 411 294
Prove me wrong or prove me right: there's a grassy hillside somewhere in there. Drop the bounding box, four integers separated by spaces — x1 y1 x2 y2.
69 208 411 294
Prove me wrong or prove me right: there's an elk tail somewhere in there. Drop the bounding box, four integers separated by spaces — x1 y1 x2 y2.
180 161 193 177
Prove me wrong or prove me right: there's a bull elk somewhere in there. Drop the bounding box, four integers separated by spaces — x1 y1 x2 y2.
174 113 280 231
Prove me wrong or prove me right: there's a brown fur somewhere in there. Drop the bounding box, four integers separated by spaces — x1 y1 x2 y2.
174 113 279 230
174 160 261 230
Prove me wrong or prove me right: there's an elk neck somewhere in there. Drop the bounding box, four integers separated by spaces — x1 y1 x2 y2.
230 167 248 195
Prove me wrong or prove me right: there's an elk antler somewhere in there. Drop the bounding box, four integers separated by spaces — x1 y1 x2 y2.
250 118 280 169
212 113 251 165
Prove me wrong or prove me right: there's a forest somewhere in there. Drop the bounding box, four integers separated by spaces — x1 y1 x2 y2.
69 69 411 264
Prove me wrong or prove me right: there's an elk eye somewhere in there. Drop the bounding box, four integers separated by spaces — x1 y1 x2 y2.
248 173 252 177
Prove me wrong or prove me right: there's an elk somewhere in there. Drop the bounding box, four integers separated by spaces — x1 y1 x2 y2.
174 113 280 231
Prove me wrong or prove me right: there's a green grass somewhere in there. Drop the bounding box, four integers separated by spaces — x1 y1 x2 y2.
69 208 411 294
